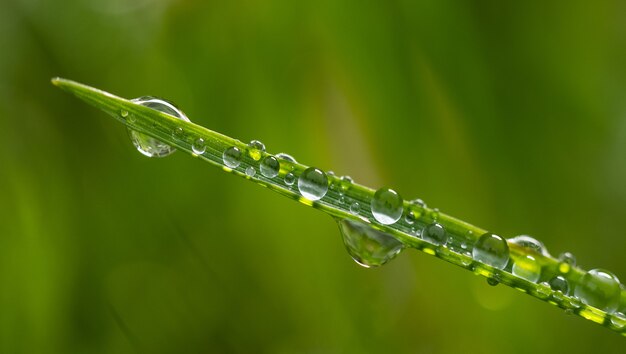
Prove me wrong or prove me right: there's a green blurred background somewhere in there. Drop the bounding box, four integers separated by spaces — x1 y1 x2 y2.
1 0 626 353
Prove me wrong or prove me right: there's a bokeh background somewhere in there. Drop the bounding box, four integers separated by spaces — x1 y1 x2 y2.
1 0 626 353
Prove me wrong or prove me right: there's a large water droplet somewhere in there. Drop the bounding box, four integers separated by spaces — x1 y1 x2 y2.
192 137 206 155
549 275 570 295
260 156 280 178
422 222 447 246
128 96 190 157
508 235 549 256
298 167 328 201
337 219 404 268
574 269 621 313
512 254 541 283
371 188 403 225
472 233 509 270
247 140 265 161
223 146 243 168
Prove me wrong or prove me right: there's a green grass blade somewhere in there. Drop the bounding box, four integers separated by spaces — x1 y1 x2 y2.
52 77 626 337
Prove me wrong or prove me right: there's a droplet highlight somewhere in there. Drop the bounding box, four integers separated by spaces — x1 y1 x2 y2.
297 167 328 201
472 233 509 270
371 188 403 225
337 219 404 268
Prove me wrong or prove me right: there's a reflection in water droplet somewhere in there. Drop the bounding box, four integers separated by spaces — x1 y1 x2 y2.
512 254 541 283
297 167 328 201
337 219 404 268
128 96 190 158
284 173 295 186
223 146 243 168
472 233 509 270
509 235 549 256
549 275 570 295
275 152 297 163
421 222 447 246
574 269 621 313
350 202 360 215
245 166 256 177
371 188 403 225
248 140 265 161
260 156 280 178
192 138 206 155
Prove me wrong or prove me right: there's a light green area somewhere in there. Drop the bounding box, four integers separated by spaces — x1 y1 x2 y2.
1 0 626 353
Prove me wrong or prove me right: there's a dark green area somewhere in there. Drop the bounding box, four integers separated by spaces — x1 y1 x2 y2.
1 1 625 353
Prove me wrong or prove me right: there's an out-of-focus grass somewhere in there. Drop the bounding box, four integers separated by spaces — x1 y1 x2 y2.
1 0 625 353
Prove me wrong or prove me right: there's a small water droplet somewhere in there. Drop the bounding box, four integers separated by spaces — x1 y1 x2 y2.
192 138 206 155
350 202 360 215
512 254 541 283
421 222 447 246
298 167 328 201
276 152 297 164
508 235 549 256
339 176 353 193
430 208 440 220
337 219 404 268
247 140 266 161
574 269 621 313
120 110 128 118
223 146 243 168
536 282 552 299
558 252 576 273
371 188 403 225
284 173 296 186
172 127 184 139
472 233 509 270
487 276 500 286
128 96 190 158
610 312 626 330
411 198 427 209
260 156 280 178
404 211 415 225
549 275 570 295
245 166 256 177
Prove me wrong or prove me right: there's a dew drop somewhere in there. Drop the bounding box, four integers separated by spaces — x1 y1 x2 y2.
247 140 266 161
284 173 295 186
192 138 206 155
276 152 297 164
297 167 328 201
558 252 577 273
337 219 404 268
421 222 447 246
120 110 128 118
611 312 626 330
245 166 256 177
371 188 403 225
574 269 621 313
339 176 353 194
128 96 190 158
223 146 243 168
487 276 500 286
404 211 416 225
350 202 360 215
536 282 552 299
508 235 549 256
430 208 440 220
172 127 184 139
549 275 570 295
260 156 280 178
411 198 427 209
472 233 509 270
512 254 541 283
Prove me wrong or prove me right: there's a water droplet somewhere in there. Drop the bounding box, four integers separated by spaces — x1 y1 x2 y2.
430 208 440 220
404 211 415 225
192 138 206 155
297 167 328 201
421 222 447 246
245 166 256 177
411 198 427 209
337 219 404 268
574 269 621 313
284 173 295 186
276 152 297 164
508 235 549 256
120 110 128 118
128 96 190 158
558 252 577 273
172 127 184 139
339 176 353 193
371 188 403 225
260 156 280 178
549 275 570 295
350 202 360 215
512 254 541 283
223 146 243 168
536 282 552 299
610 312 626 330
247 140 265 161
487 275 500 286
472 233 509 270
